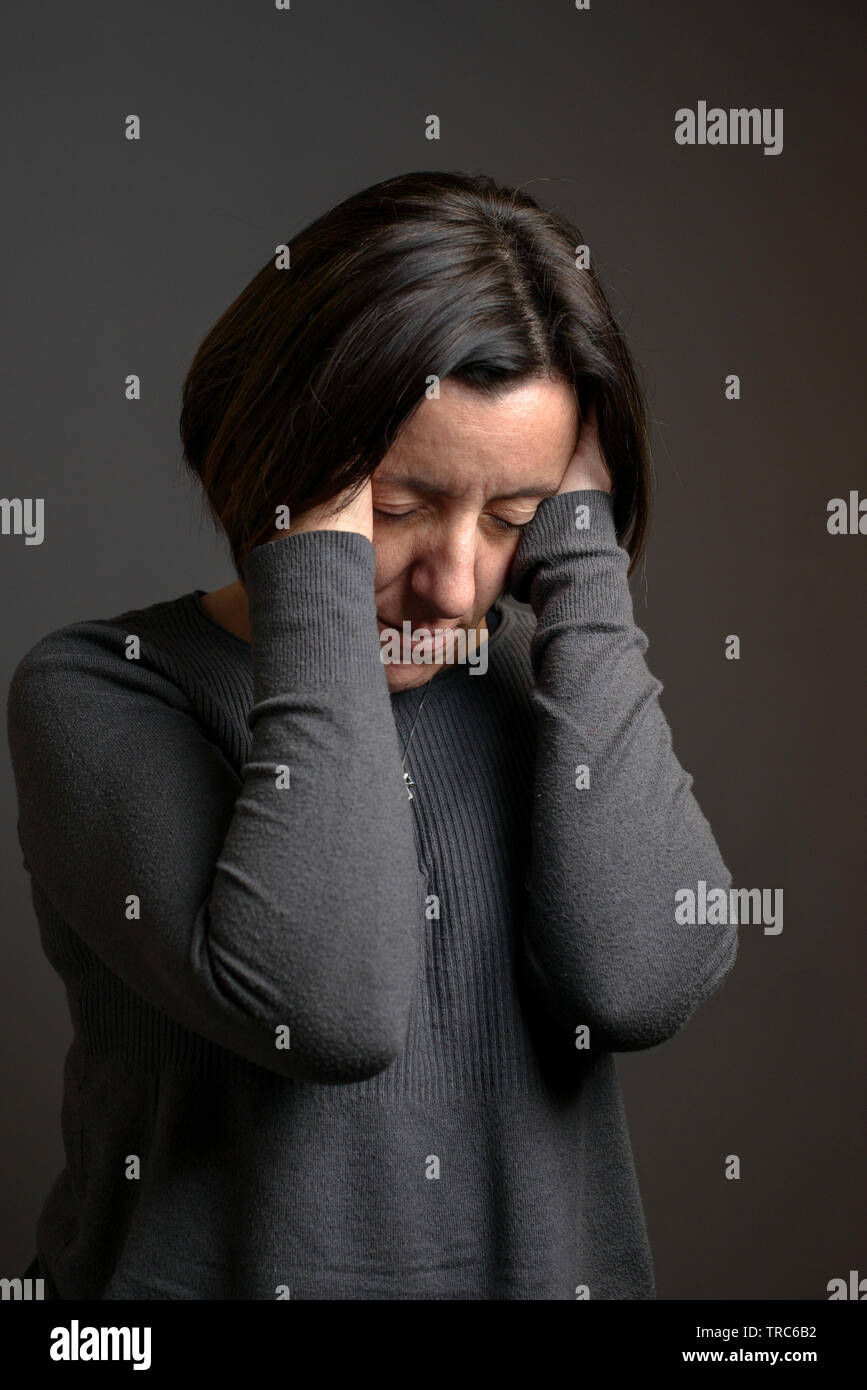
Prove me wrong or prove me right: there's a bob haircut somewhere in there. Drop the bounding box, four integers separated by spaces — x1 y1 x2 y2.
180 169 653 581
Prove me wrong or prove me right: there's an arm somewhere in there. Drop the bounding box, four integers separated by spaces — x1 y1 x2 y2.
6 530 422 1082
509 488 737 1051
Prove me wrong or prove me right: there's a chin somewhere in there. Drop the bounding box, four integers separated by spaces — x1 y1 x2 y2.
383 662 440 692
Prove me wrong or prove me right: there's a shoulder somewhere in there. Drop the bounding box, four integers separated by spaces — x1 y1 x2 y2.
6 594 200 745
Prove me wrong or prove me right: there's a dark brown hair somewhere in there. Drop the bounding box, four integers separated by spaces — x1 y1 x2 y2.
180 170 653 580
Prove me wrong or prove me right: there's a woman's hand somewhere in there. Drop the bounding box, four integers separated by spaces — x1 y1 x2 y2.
269 477 374 544
557 397 612 496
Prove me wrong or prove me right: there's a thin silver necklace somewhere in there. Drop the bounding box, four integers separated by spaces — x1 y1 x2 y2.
400 668 442 802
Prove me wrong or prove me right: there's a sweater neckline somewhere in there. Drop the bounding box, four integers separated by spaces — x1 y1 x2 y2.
184 589 515 691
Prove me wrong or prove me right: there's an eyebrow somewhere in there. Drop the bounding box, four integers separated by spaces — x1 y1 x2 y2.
377 474 560 501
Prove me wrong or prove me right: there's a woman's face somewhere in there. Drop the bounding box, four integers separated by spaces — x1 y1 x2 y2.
372 375 579 691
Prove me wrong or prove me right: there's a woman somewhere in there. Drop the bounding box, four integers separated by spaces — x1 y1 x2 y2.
7 169 737 1300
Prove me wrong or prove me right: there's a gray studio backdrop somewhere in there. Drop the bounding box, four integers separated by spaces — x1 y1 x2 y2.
2 0 864 1299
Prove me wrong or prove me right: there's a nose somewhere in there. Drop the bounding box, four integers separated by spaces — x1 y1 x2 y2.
408 517 478 621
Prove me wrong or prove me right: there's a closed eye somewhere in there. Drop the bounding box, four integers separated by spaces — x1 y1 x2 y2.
490 514 529 533
373 507 530 533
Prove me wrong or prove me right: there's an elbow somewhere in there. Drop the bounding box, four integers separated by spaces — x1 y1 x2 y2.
298 1045 403 1085
266 991 412 1085
284 1022 407 1085
583 931 739 1051
203 904 418 1085
522 924 739 1054
586 1001 706 1053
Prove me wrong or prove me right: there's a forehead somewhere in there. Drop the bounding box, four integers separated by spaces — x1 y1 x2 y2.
375 375 577 498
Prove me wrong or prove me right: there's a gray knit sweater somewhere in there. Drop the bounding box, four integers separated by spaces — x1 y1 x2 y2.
6 489 737 1300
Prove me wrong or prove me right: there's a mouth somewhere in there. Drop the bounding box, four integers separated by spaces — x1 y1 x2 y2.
377 618 458 662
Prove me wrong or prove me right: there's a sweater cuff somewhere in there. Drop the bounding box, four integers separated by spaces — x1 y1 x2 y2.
242 530 383 696
508 489 630 621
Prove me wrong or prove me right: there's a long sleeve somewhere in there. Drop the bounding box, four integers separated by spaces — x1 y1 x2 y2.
508 489 737 1051
6 530 423 1083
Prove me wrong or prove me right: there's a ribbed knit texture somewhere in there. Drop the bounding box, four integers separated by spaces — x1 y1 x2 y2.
6 489 737 1300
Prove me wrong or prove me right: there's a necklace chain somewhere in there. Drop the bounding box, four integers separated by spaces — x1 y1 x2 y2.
400 669 441 802
396 608 494 801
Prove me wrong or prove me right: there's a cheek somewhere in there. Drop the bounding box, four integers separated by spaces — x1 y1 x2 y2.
479 540 519 598
372 529 409 593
